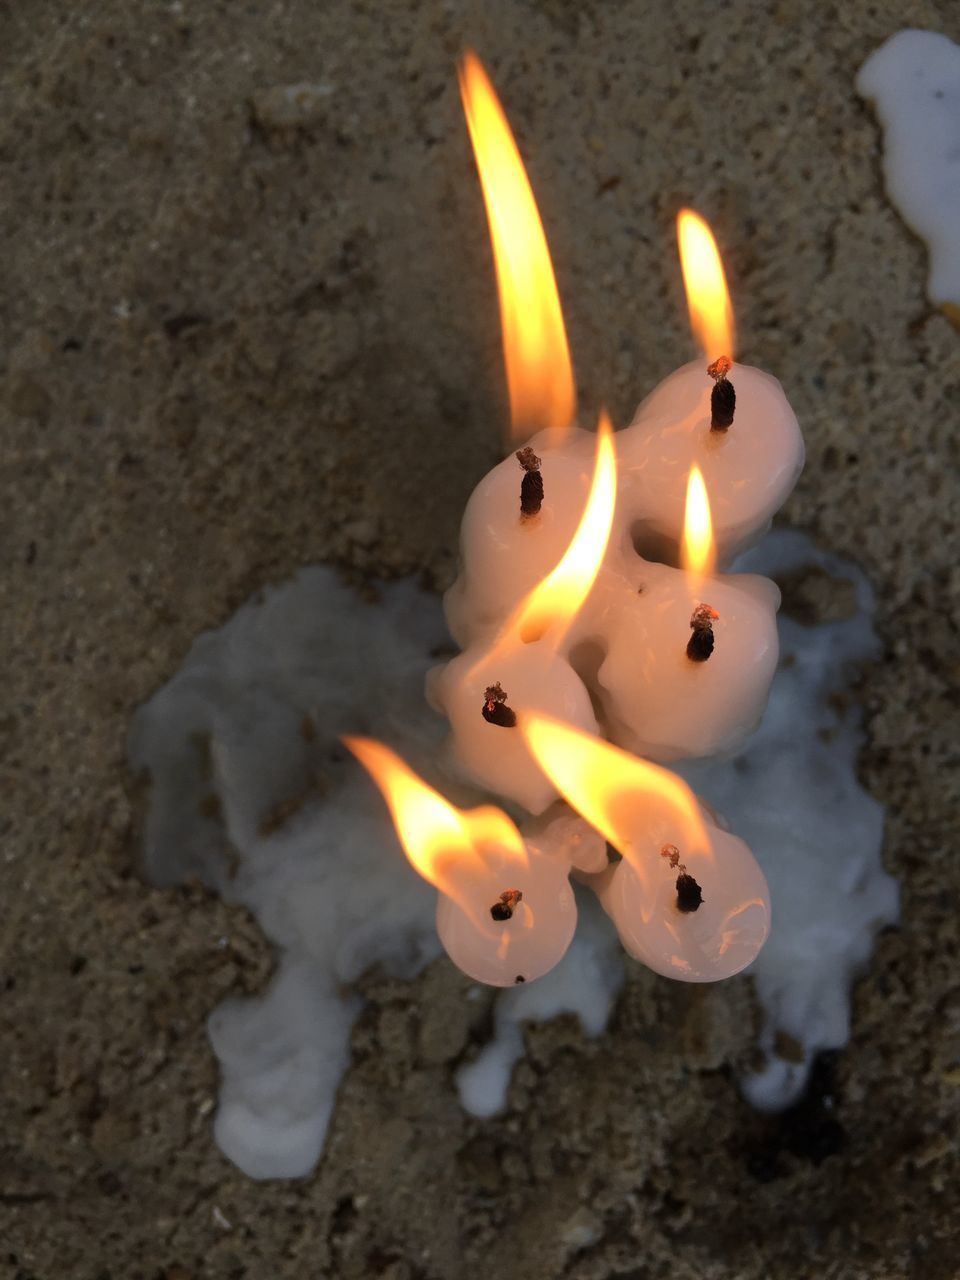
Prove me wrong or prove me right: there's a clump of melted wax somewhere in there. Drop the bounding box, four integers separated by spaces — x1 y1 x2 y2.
131 535 897 1177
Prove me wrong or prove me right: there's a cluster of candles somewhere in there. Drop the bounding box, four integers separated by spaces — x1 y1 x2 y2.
347 54 804 990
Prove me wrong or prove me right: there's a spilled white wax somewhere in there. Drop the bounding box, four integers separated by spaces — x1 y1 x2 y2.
132 533 896 1174
678 531 899 1108
857 29 960 306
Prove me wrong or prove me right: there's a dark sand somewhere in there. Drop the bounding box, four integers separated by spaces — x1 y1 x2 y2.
2 2 959 1277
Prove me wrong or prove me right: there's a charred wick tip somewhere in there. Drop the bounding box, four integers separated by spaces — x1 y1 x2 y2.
660 843 681 869
686 626 715 662
517 447 544 517
707 355 736 431
490 889 523 922
676 873 704 913
482 682 517 728
687 603 718 663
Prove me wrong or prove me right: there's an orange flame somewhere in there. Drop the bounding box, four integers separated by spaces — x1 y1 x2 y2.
507 412 616 646
676 209 735 361
343 736 527 916
520 712 711 887
459 50 575 440
682 464 716 589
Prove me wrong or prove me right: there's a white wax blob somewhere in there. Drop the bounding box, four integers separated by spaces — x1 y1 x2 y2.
428 639 598 813
582 562 780 762
598 813 770 982
437 360 802 791
679 531 899 1107
444 428 598 647
621 362 804 564
857 29 960 306
456 886 624 1118
132 536 895 1167
445 362 803 650
436 812 585 987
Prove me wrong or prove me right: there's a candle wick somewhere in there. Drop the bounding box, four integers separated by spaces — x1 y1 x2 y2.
707 355 736 431
675 873 704 913
490 888 523 921
662 846 704 913
482 682 517 728
661 843 682 869
516 446 544 518
686 603 718 662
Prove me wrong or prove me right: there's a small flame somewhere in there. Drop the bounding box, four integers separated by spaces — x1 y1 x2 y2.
682 464 716 588
676 209 735 361
507 412 616 646
459 50 575 440
520 712 711 896
343 736 527 917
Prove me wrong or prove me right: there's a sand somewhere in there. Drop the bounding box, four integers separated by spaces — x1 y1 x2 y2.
2 1 958 1277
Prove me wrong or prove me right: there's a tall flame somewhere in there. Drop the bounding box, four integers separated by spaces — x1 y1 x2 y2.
343 736 527 917
459 50 575 440
520 712 711 890
682 464 716 589
507 412 616 646
676 209 735 361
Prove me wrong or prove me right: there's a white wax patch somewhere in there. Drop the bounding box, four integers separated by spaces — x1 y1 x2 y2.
678 530 898 1108
132 533 896 1174
857 29 960 305
130 570 447 1179
457 888 625 1117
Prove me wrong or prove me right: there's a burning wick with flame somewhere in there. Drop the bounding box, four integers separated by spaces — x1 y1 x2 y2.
520 713 770 981
661 844 704 913
343 736 591 987
516 446 543 518
482 682 516 728
490 888 523 921
678 210 737 432
682 466 718 663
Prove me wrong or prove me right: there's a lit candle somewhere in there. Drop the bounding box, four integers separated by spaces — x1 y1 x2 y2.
569 463 780 762
446 208 804 651
522 712 770 981
444 50 591 650
344 737 604 986
440 54 792 783
428 417 616 811
619 211 805 569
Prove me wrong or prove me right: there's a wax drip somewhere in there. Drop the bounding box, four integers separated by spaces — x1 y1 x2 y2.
661 844 705 913
490 889 523 921
707 355 736 431
482 682 517 728
687 603 719 662
516 447 543 517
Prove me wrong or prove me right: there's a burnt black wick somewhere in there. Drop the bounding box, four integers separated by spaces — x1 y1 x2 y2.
707 355 736 431
661 844 704 913
490 888 523 921
482 682 517 728
687 603 718 663
517 446 543 518
675 873 704 913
